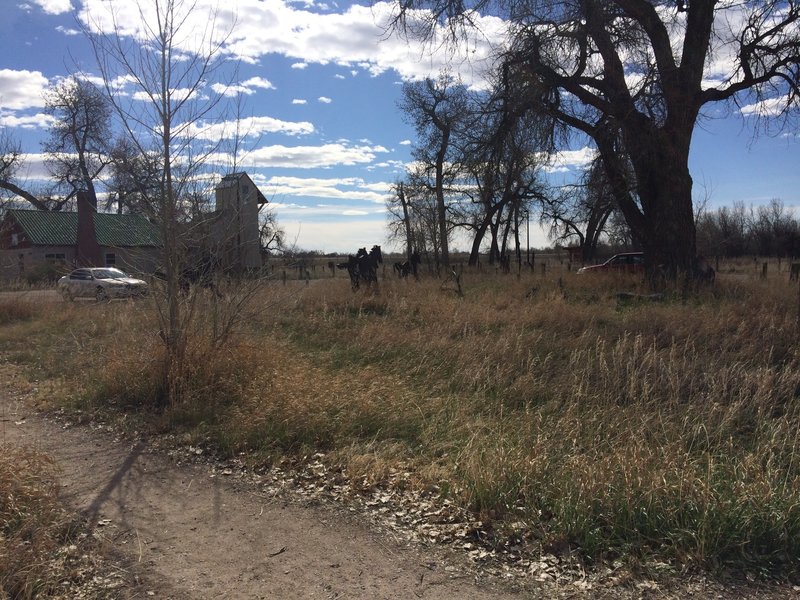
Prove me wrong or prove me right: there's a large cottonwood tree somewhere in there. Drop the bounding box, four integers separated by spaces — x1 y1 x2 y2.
394 0 800 277
0 77 112 211
43 76 112 209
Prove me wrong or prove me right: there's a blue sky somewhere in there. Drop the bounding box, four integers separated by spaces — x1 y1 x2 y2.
1 0 798 253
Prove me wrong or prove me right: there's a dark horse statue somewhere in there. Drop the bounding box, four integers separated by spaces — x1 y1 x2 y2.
153 251 223 295
337 245 382 290
393 251 421 278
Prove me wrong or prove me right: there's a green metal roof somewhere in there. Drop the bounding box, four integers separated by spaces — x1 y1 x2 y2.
9 209 161 247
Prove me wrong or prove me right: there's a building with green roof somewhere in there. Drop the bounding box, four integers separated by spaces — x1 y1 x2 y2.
0 207 162 280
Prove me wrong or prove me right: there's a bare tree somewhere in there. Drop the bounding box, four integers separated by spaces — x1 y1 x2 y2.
455 74 547 266
399 74 470 271
2 77 113 212
83 0 232 403
394 1 800 279
42 76 112 209
259 207 284 255
106 136 163 217
542 156 623 261
390 165 443 269
0 130 64 211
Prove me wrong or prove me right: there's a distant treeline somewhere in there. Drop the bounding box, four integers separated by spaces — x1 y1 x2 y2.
697 200 800 259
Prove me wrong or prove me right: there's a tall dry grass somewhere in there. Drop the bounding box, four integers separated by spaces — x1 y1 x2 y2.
0 445 80 598
4 263 800 575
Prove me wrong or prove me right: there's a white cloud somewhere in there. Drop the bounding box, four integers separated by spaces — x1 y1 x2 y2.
541 147 596 173
0 112 55 129
78 0 506 90
6 153 51 181
179 115 314 140
399 139 412 146
0 69 49 110
56 25 81 35
740 96 793 118
318 96 332 104
72 72 136 92
342 210 369 216
207 142 388 169
291 62 308 69
132 86 203 103
261 175 391 203
32 0 72 14
292 98 307 105
211 76 275 97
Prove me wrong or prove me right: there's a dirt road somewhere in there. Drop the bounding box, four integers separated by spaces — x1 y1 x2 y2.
1 374 528 600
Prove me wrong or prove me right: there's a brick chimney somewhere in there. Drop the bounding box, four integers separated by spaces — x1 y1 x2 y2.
76 191 103 267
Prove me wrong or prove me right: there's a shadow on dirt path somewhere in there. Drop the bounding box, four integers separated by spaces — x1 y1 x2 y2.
1 380 528 599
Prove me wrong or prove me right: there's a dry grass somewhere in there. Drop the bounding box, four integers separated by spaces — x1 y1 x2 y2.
0 445 79 598
5 262 800 576
0 297 42 326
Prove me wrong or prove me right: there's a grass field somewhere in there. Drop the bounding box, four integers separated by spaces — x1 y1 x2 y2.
2 256 800 579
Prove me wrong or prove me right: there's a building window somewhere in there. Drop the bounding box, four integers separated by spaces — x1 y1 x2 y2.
105 253 116 267
45 253 66 263
11 233 18 246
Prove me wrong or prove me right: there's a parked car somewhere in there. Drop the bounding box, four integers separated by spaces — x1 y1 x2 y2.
576 252 645 275
58 267 149 301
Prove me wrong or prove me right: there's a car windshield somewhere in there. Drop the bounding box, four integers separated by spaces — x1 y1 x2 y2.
92 268 129 280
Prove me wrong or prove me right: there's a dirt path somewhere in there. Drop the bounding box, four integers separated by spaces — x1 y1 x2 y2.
4 362 797 600
1 379 529 599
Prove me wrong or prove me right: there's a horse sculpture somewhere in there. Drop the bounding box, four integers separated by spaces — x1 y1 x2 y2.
337 245 383 290
393 251 421 279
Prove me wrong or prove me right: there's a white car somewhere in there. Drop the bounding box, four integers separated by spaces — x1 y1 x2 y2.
58 267 149 301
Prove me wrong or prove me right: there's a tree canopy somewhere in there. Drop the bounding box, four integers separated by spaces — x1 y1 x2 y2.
394 0 800 277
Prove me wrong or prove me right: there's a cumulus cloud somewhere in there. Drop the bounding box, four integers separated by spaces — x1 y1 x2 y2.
206 142 388 169
56 25 81 35
740 96 793 118
318 96 332 104
77 0 505 89
262 175 391 203
0 69 49 110
5 153 51 181
292 98 307 105
211 76 275 97
32 0 72 14
178 115 314 140
131 86 206 103
0 112 55 129
540 147 596 173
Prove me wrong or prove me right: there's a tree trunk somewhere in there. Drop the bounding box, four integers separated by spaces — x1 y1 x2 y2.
398 183 414 260
628 128 697 280
468 196 509 266
435 166 450 270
